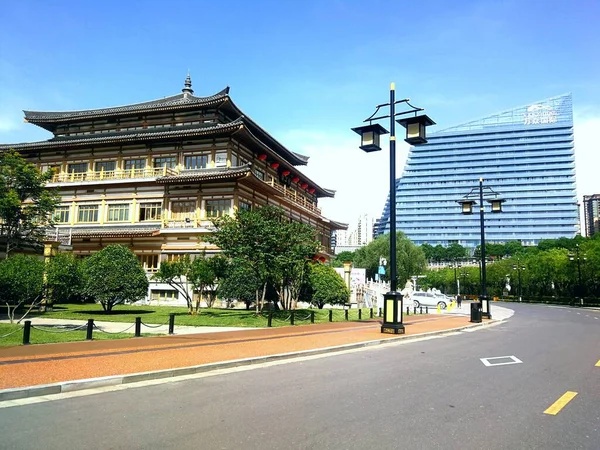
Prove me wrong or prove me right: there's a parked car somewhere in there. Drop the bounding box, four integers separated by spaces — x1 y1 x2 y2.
410 292 448 309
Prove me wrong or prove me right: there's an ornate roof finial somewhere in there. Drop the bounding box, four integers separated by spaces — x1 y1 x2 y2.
182 73 194 95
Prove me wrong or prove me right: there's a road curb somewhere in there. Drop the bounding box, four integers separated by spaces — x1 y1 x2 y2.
0 320 498 402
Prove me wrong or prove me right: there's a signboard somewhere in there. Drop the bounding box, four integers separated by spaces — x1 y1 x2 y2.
334 268 366 289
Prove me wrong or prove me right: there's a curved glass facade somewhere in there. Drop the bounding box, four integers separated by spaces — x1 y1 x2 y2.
378 94 578 248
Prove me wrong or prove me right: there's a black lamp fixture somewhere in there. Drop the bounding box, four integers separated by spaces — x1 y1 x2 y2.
457 178 505 320
352 83 435 334
396 115 435 145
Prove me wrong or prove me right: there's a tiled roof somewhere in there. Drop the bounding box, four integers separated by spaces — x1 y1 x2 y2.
69 226 159 238
23 88 230 123
156 164 252 184
0 119 244 151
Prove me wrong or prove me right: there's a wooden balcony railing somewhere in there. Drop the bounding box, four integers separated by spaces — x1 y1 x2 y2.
263 179 322 215
51 167 178 183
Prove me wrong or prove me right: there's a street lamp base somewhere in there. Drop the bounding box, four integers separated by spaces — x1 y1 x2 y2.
381 323 405 334
480 295 492 319
381 291 405 334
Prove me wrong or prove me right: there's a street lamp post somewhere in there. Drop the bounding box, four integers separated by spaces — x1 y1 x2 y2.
352 83 434 334
458 178 504 319
512 259 525 302
450 259 462 295
568 244 586 305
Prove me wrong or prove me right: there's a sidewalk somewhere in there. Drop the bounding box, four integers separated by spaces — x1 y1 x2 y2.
0 310 508 401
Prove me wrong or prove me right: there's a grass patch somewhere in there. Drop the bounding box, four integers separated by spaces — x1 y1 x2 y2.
0 323 154 347
16 304 384 328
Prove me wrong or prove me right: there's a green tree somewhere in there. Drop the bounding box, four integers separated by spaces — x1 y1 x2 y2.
0 254 44 322
188 254 226 310
0 149 60 258
82 245 148 312
331 251 356 268
218 261 259 310
208 206 315 313
305 262 350 309
271 220 320 310
46 252 84 304
353 232 426 287
153 256 197 314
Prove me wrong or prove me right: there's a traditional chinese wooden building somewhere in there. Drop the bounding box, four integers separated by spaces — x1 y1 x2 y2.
1 76 346 302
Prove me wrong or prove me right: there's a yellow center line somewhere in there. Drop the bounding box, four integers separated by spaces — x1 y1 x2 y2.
544 391 578 415
596 360 600 367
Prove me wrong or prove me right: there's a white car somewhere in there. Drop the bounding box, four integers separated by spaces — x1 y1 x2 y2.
410 292 448 309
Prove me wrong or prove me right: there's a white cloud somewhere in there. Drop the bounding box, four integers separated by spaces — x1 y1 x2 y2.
281 129 411 224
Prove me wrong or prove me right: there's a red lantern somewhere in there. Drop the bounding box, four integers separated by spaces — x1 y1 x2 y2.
300 183 308 189
308 188 316 194
318 256 326 263
258 154 267 161
271 162 280 169
282 170 291 176
292 176 300 183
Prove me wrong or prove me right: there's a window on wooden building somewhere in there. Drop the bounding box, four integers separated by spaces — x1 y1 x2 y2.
206 199 231 218
171 201 196 220
138 254 159 273
77 205 99 223
238 201 252 212
150 290 178 301
68 163 88 173
184 155 209 169
253 168 265 181
95 161 116 172
54 206 70 224
139 203 162 221
153 156 177 169
107 204 130 222
124 159 146 170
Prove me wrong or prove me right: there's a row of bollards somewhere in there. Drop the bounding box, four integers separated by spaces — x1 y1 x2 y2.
406 306 428 315
21 313 177 345
267 308 381 327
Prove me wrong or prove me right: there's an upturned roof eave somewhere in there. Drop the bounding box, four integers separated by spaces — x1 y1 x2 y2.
22 87 231 130
220 98 309 166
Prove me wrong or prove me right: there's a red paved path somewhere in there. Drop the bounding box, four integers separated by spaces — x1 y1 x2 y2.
0 315 479 390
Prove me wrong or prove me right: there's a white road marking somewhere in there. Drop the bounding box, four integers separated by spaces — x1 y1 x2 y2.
480 355 523 367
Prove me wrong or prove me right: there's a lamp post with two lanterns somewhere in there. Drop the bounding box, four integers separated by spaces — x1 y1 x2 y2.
352 83 434 334
458 178 505 319
568 244 586 305
512 259 526 302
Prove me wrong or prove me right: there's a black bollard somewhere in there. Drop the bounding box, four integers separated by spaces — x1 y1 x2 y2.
420 307 423 314
311 311 315 324
135 317 142 337
268 312 273 327
329 309 333 322
406 306 410 316
168 313 175 334
86 319 94 340
23 320 31 345
426 306 429 314
358 309 362 320
379 307 382 317
370 308 374 319
414 307 417 315
344 309 349 321
291 311 295 326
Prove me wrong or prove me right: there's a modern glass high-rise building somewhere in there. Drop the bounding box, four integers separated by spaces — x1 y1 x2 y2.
378 93 578 248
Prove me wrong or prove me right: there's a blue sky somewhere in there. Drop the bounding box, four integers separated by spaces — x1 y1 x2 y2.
1 0 599 225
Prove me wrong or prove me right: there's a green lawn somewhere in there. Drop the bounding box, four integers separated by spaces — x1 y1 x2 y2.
0 323 154 347
16 304 383 328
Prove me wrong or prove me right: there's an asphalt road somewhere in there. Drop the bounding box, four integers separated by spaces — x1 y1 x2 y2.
1 303 599 450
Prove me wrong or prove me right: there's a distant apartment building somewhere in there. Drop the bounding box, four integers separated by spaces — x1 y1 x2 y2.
583 194 600 237
377 94 578 247
334 213 376 253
